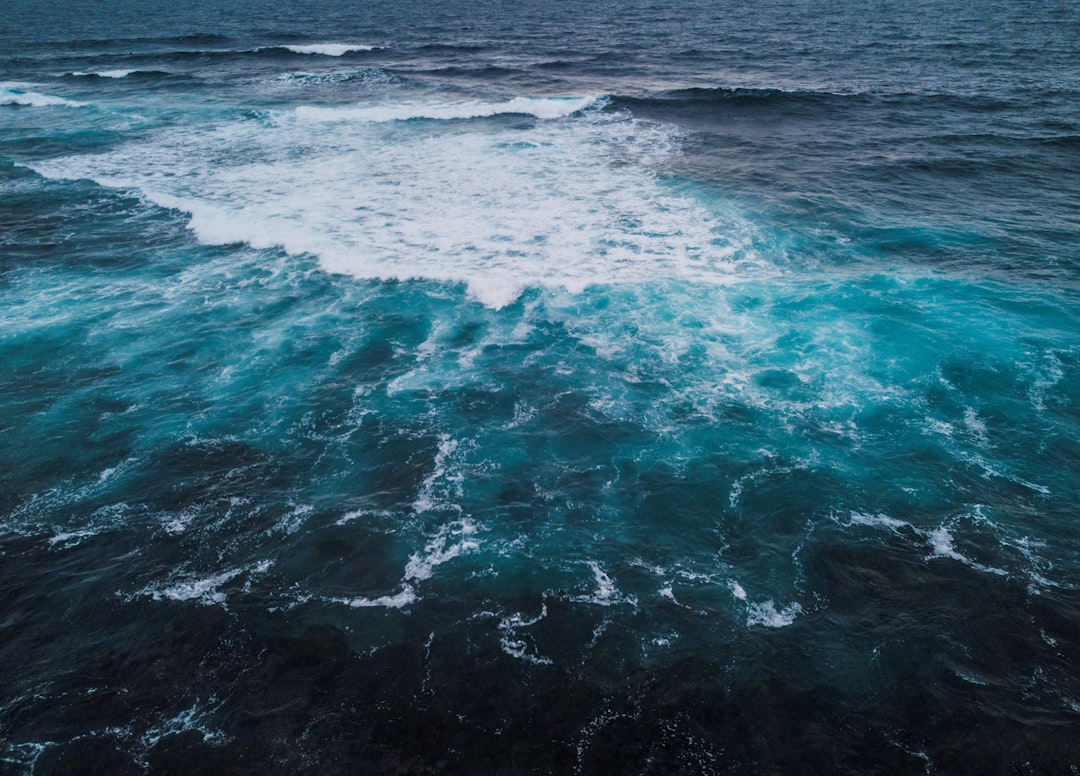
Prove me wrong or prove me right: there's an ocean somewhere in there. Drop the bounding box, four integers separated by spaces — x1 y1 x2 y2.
2 0 1079 771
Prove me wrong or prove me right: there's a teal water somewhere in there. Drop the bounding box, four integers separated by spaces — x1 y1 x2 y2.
2 0 1080 772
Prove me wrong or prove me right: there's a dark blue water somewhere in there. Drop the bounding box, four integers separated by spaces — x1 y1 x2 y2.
2 0 1080 772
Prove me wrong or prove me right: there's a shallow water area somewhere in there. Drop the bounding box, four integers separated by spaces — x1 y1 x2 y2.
2 0 1080 773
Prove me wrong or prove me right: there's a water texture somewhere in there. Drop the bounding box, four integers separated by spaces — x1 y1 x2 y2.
2 0 1079 772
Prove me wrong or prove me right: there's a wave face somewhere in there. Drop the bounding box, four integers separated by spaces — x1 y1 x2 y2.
293 94 602 122
2 0 1080 773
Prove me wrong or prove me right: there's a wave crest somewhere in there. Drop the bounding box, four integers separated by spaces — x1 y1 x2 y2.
266 43 374 56
1 85 86 108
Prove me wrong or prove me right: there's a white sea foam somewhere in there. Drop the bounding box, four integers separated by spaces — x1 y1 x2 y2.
44 503 134 549
412 435 465 513
1 742 55 772
48 528 100 548
161 505 199 535
730 580 802 627
926 526 1007 575
336 586 418 609
503 400 537 429
327 513 478 612
135 560 272 607
1016 478 1051 496
499 603 553 665
924 417 954 437
335 508 395 526
746 600 803 628
924 528 959 556
270 503 312 535
28 95 765 308
1027 351 1064 411
573 561 635 607
404 518 479 582
149 568 243 605
845 511 911 532
962 407 989 445
1002 535 1076 593
140 699 229 749
499 634 553 665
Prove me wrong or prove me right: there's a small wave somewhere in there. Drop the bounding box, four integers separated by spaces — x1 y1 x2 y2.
295 94 603 123
69 69 172 80
167 32 233 45
170 33 233 45
71 69 135 78
72 32 233 48
417 42 489 54
890 91 1018 113
536 59 581 70
409 64 524 79
610 85 868 123
0 85 86 108
631 85 853 104
1039 134 1080 150
266 43 374 57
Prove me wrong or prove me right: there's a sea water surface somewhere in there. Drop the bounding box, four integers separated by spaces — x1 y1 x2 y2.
2 0 1080 772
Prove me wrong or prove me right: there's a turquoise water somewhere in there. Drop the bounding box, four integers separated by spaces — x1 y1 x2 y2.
2 0 1080 771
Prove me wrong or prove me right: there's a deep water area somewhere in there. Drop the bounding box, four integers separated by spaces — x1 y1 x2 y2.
2 0 1079 772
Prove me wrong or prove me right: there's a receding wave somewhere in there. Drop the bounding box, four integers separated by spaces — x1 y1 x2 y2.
295 95 603 123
